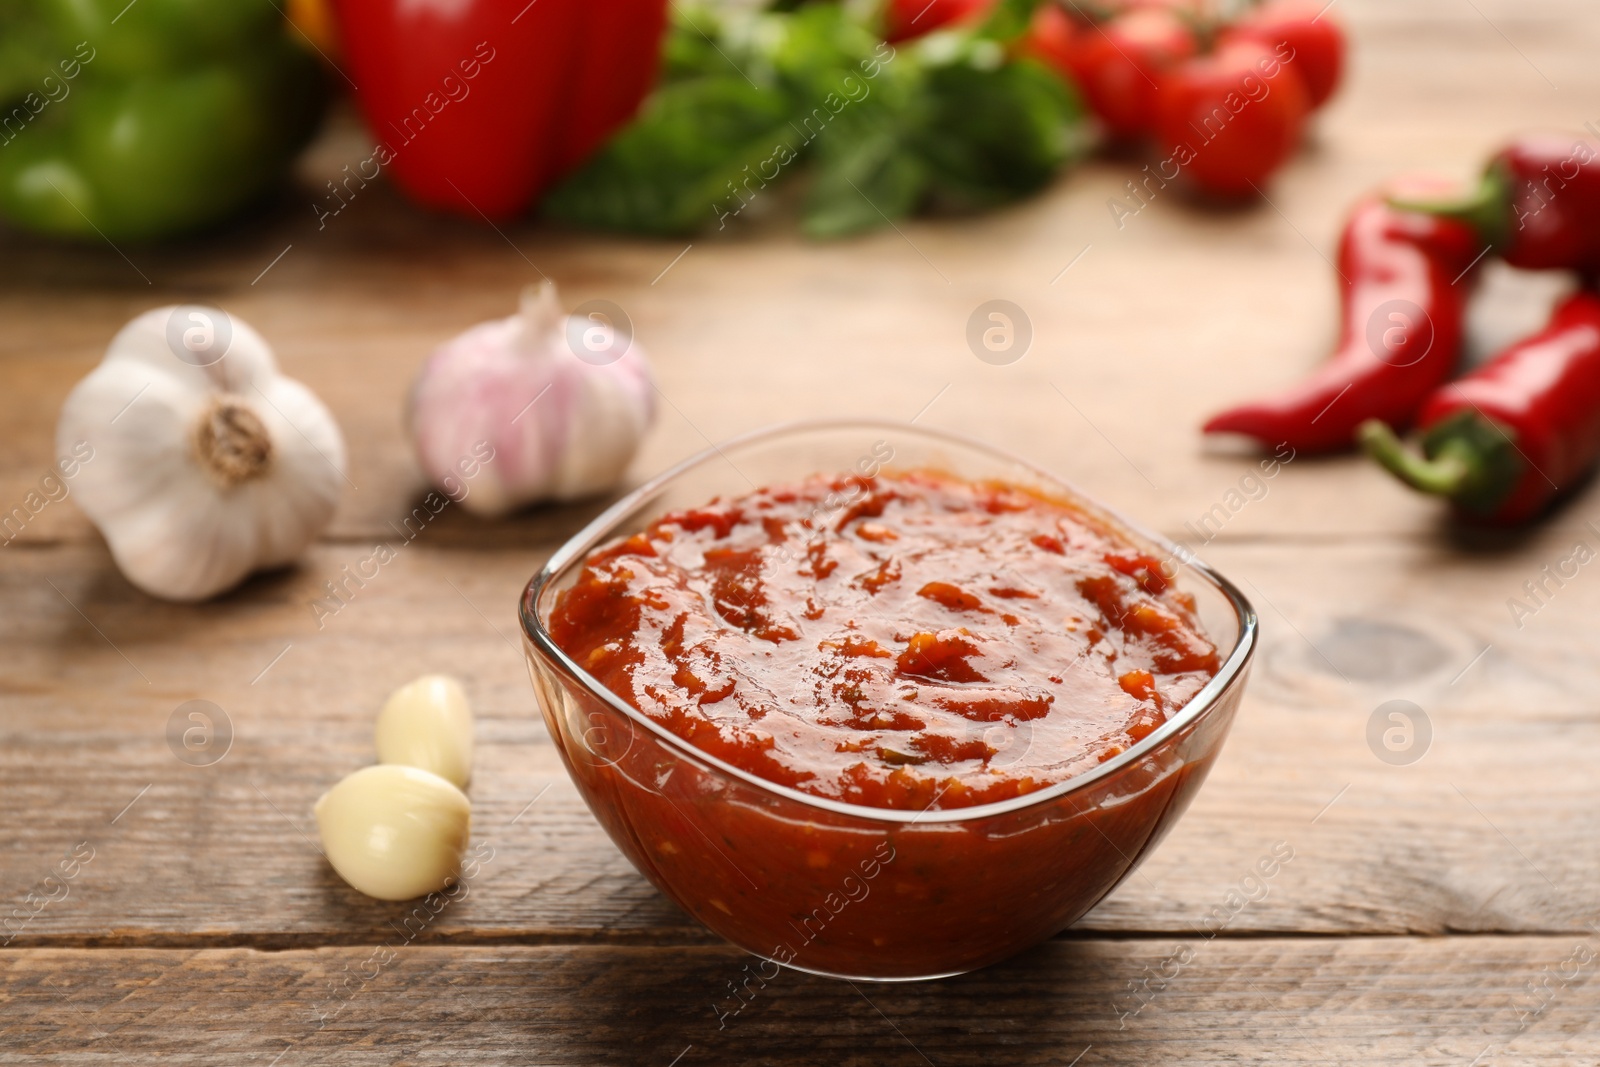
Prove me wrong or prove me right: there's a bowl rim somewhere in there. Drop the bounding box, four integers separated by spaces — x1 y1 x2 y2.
519 418 1257 826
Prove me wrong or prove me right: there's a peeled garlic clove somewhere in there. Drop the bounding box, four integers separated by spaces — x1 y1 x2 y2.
57 306 346 601
407 282 656 518
314 764 470 901
375 674 474 788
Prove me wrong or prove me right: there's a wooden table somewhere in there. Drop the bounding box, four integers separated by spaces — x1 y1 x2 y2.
5 1 1599 1061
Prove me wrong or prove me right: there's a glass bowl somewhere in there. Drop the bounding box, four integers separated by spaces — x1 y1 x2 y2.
519 420 1256 981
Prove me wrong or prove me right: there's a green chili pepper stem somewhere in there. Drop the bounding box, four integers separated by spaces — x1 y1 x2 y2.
1357 420 1472 496
1387 164 1512 252
1359 413 1524 515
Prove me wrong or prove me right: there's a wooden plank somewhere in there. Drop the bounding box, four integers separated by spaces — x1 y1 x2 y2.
5 937 1600 1064
4 532 1598 945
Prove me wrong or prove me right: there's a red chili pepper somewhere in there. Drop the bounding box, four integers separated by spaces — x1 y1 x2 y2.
1397 134 1600 273
1054 6 1197 141
1358 289 1600 524
1221 0 1346 109
330 0 668 220
1153 38 1309 197
1202 186 1484 452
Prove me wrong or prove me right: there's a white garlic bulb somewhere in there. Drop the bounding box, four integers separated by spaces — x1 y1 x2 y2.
376 674 474 788
57 306 346 601
408 282 655 518
315 764 471 901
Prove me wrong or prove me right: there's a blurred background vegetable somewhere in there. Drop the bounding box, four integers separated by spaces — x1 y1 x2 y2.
0 0 326 240
1224 0 1344 108
1203 181 1484 453
287 0 341 59
1359 289 1600 524
544 0 1346 236
1049 4 1197 142
883 0 993 42
1153 37 1309 197
544 0 1087 237
1402 133 1600 273
951 0 1346 199
329 0 668 220
0 0 1350 242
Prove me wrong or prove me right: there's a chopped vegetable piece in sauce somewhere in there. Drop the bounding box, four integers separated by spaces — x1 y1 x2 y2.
550 471 1219 811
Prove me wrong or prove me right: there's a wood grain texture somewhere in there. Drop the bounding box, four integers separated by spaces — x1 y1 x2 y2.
3 537 1597 946
6 938 1600 1065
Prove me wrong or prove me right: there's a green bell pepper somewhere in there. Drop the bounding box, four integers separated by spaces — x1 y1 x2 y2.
0 0 325 240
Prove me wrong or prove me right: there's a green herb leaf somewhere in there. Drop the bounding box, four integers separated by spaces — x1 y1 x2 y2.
801 48 927 237
914 53 1085 212
547 1 1086 238
544 75 795 235
805 120 928 237
974 0 1045 42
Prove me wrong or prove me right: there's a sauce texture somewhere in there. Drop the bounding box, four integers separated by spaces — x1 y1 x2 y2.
550 471 1220 811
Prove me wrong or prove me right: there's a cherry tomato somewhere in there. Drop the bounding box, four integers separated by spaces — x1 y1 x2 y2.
884 0 993 42
1222 0 1346 108
1056 7 1198 140
1154 38 1310 197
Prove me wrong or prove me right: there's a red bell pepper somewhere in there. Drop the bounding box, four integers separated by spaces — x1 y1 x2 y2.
1202 183 1484 452
330 0 668 220
1359 289 1600 524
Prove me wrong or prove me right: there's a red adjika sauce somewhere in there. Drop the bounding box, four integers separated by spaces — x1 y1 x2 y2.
550 471 1220 811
